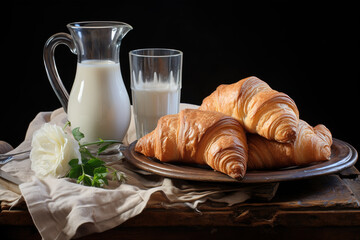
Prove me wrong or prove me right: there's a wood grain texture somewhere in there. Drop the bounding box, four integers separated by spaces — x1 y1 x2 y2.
1 139 359 239
1 167 360 239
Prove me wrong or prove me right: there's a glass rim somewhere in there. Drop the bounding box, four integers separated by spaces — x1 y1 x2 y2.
67 21 133 29
129 48 183 58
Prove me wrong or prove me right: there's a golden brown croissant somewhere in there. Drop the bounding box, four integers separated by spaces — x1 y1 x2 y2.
135 109 248 179
199 76 299 143
247 120 332 169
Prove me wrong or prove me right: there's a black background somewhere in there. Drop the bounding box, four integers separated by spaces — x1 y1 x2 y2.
4 1 359 163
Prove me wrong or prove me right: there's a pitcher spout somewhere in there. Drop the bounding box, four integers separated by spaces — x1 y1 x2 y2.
67 21 133 63
118 22 133 39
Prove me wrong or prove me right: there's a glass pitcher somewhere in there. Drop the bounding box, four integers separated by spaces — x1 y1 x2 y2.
43 21 132 142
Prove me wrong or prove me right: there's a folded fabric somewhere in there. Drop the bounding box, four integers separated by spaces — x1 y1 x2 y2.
0 104 279 240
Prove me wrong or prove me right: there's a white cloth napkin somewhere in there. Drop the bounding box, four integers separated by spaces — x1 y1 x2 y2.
0 104 279 240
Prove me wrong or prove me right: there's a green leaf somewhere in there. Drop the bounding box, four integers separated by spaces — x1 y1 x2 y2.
68 165 82 179
81 158 104 176
62 122 127 188
72 127 85 141
97 143 113 154
94 167 108 178
68 158 80 168
79 147 94 160
92 177 107 187
87 158 105 168
84 175 92 186
83 164 94 176
77 174 84 184
67 159 82 179
78 174 92 186
94 166 108 174
92 167 109 187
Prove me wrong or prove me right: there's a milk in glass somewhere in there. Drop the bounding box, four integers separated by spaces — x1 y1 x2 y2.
130 48 183 139
132 77 180 139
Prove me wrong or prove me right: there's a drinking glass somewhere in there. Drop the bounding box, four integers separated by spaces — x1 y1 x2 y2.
129 48 183 139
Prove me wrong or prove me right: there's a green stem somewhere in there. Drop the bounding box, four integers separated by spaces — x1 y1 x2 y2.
63 121 71 131
78 164 86 184
80 140 122 148
107 165 118 172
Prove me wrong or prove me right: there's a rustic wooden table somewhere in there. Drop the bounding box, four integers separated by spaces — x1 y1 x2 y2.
1 142 360 239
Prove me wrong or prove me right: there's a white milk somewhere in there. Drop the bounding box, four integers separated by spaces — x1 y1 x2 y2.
132 83 180 139
68 60 131 142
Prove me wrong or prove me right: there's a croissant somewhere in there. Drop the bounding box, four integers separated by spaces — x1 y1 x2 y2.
247 120 332 170
199 76 299 143
135 109 248 179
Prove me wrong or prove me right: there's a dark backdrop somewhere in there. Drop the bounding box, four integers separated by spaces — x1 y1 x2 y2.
5 1 359 159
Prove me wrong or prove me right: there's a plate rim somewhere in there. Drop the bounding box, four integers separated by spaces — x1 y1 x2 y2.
123 138 358 183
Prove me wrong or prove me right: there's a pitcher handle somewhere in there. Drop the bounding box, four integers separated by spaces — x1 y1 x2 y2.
43 33 76 113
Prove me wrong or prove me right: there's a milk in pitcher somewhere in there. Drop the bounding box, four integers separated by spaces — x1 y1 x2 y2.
68 60 131 142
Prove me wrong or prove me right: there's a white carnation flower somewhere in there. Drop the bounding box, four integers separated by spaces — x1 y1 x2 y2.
30 123 80 178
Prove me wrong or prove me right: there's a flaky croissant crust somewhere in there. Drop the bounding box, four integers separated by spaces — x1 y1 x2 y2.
247 120 333 170
200 76 300 143
135 109 248 179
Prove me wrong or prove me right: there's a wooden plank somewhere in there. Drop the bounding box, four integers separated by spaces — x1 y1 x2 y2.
0 210 34 226
270 175 360 208
343 177 360 202
2 207 360 239
1 169 360 240
123 206 360 228
273 210 360 227
0 225 41 240
339 166 360 177
79 226 360 240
